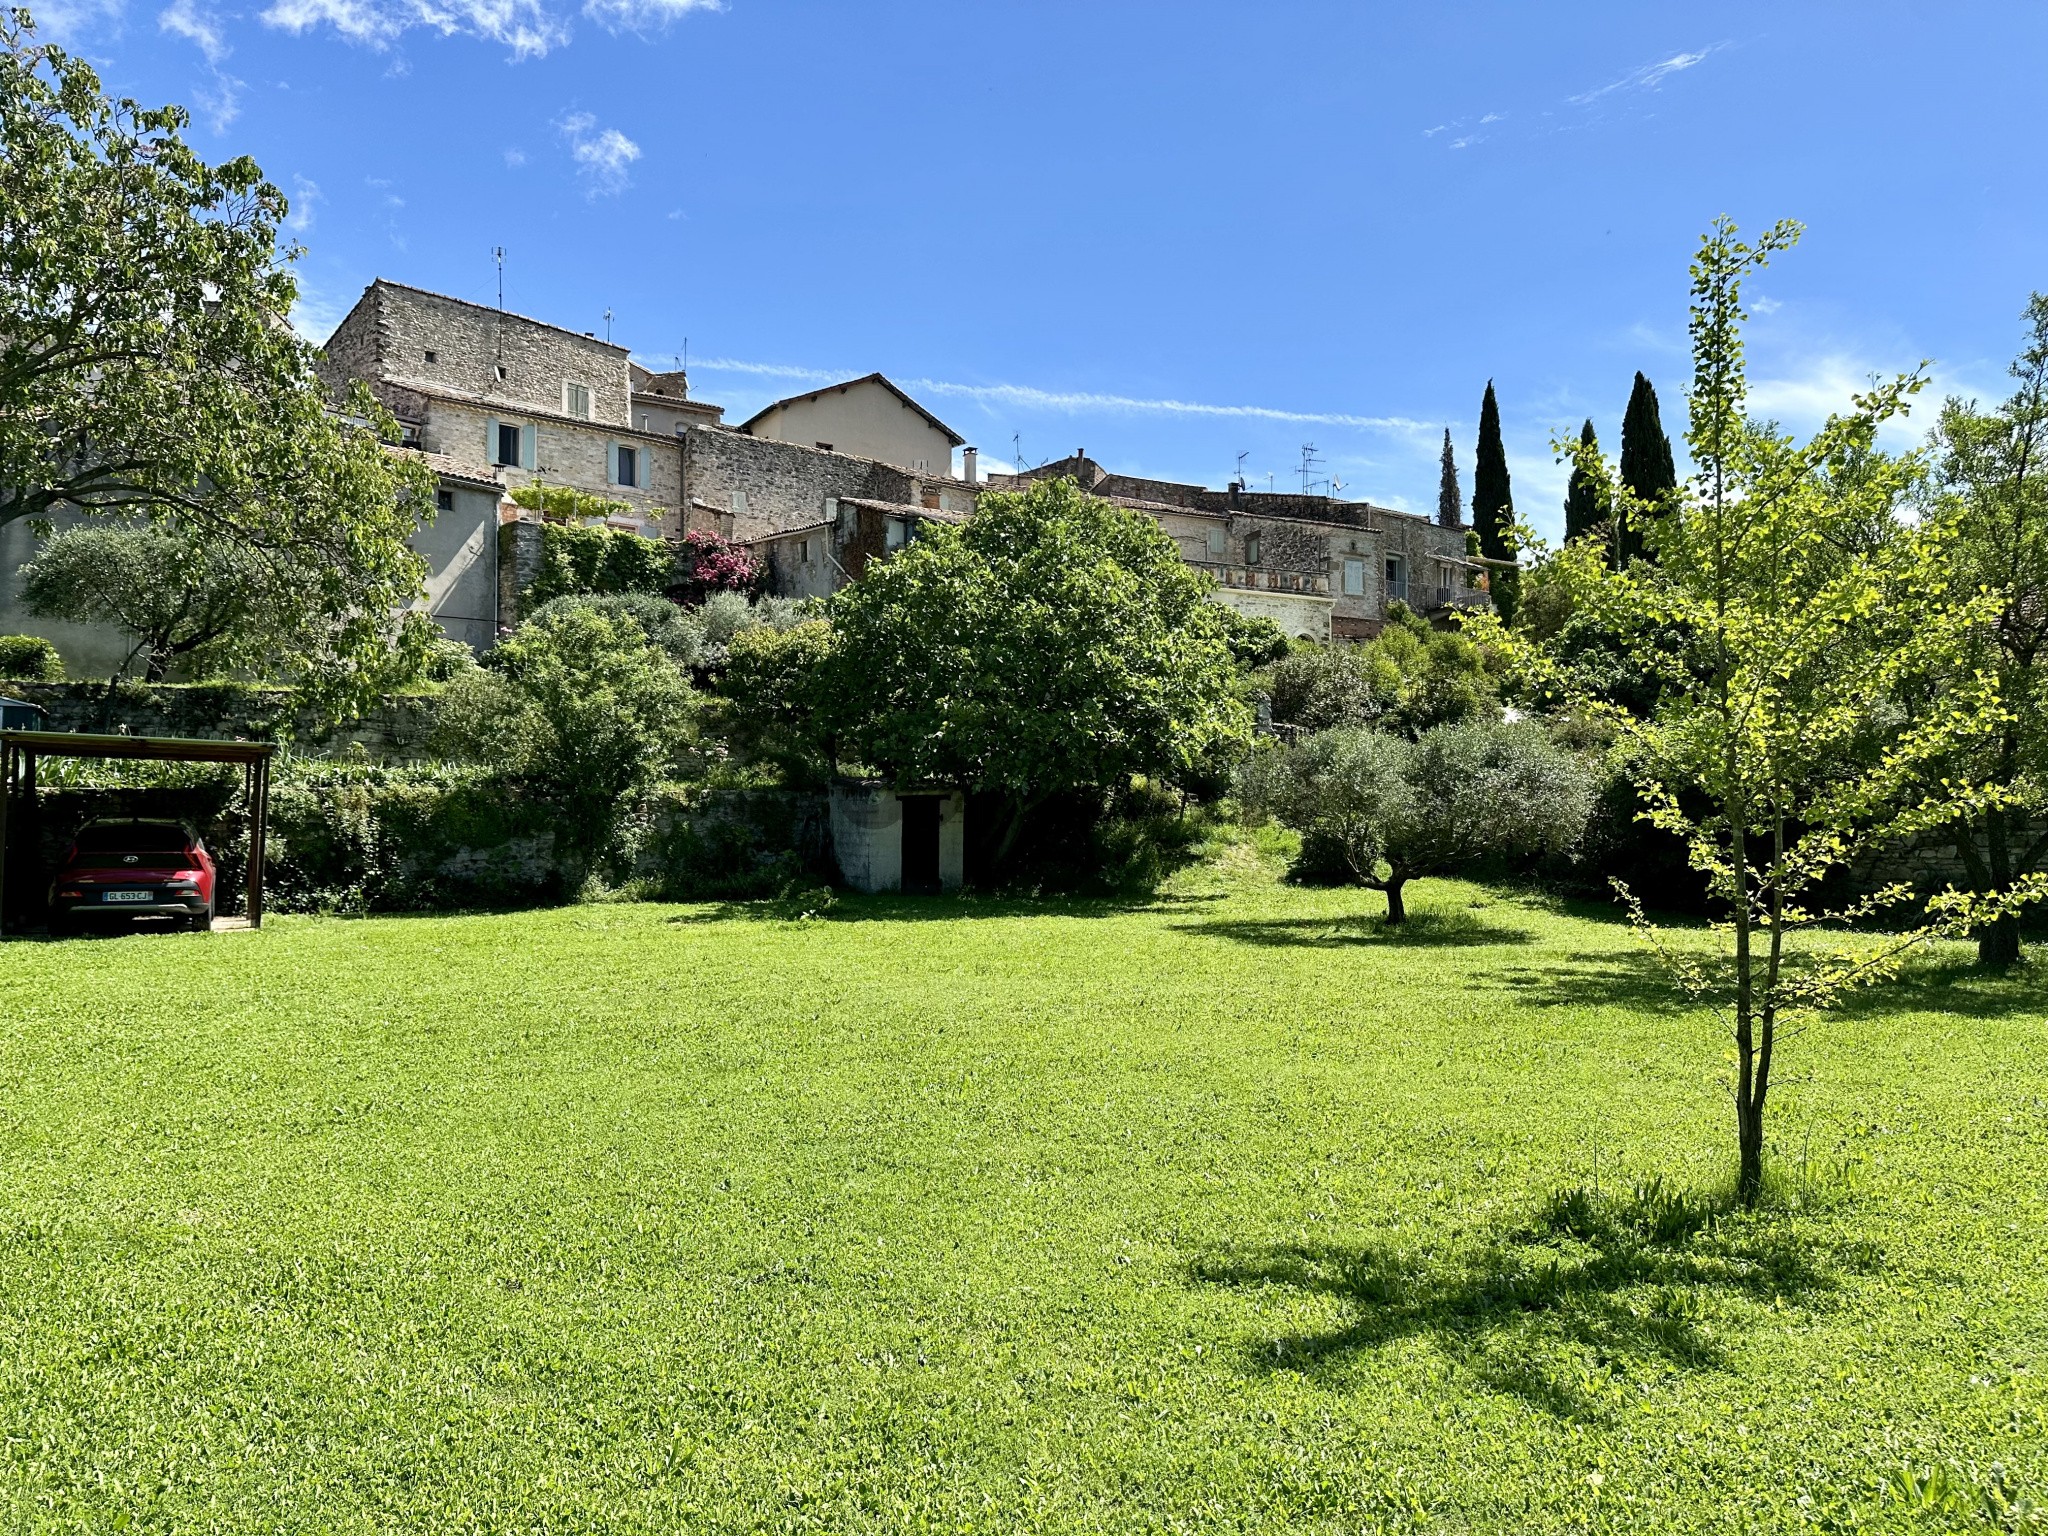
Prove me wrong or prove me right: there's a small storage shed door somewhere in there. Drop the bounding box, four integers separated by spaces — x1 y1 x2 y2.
900 796 942 894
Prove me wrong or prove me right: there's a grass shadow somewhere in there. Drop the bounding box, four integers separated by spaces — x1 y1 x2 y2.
666 890 1231 926
1192 1178 1838 1419
1172 908 1535 950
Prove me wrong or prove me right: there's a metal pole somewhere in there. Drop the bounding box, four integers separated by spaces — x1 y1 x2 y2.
247 756 269 928
0 741 12 936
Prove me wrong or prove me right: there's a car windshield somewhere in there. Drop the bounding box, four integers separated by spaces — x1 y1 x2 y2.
76 822 189 852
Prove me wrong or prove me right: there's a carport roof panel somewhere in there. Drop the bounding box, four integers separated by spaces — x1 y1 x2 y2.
0 731 277 763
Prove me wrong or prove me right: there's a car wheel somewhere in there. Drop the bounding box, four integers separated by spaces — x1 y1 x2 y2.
186 907 214 934
49 913 77 940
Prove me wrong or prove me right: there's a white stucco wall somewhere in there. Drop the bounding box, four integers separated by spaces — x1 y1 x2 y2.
746 381 958 474
830 784 966 892
1209 587 1334 643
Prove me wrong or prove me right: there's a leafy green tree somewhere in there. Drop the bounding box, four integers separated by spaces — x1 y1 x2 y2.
1216 609 1291 670
715 619 838 784
20 524 264 680
1618 371 1678 564
1928 294 2048 969
434 607 696 865
1437 427 1463 527
1 12 433 709
1473 381 1519 621
824 476 1250 863
1549 219 2021 1206
1249 721 1592 923
1562 418 1608 547
1263 643 1399 735
523 524 673 607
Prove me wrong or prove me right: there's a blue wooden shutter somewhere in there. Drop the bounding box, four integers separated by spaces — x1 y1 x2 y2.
519 424 536 470
486 417 500 464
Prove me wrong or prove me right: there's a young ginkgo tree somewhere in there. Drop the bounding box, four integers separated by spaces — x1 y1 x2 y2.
1544 218 2026 1205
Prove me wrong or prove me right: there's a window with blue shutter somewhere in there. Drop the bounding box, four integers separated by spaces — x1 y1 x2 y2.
519 424 536 471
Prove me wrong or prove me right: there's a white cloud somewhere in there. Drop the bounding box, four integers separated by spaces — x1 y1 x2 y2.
560 111 639 195
285 174 320 232
688 357 1436 436
1570 46 1720 106
1421 124 1447 137
261 0 569 58
1479 111 1504 124
503 146 526 167
1749 295 1782 316
30 0 126 41
1448 135 1478 150
159 0 229 59
580 0 719 28
289 281 349 344
258 0 711 55
193 70 244 131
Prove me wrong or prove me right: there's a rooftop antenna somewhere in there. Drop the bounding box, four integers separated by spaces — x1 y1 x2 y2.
1013 432 1023 476
1299 442 1323 496
1234 449 1249 487
493 246 504 309
604 307 614 345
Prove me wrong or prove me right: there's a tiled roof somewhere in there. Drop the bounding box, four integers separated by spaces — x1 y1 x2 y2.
737 373 966 447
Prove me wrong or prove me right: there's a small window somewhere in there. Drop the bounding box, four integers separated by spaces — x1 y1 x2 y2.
1342 556 1365 597
798 538 810 563
423 349 438 364
1244 532 1262 566
435 487 455 512
496 422 521 467
495 364 507 382
616 445 639 488
815 441 834 452
565 382 591 419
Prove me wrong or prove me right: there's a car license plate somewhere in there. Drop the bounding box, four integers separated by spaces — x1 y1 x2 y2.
103 890 152 904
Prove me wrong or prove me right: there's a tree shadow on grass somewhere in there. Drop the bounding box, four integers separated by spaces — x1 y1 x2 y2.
1490 943 2048 1022
666 890 1230 926
1191 1179 1838 1419
1171 908 1535 950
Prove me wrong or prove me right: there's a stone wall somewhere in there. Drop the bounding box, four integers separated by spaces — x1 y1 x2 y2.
2 681 438 757
684 428 919 539
322 281 635 428
425 398 683 533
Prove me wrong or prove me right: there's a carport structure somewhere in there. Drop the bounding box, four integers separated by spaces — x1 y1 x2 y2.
0 731 277 934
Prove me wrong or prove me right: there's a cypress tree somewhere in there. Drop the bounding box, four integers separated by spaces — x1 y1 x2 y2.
1472 380 1518 620
1618 371 1677 563
1437 427 1462 527
1562 418 1606 546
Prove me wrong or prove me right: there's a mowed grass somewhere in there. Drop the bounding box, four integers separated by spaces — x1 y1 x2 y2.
2 841 2044 1533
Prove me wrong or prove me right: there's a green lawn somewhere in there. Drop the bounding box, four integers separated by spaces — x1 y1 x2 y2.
2 840 2044 1533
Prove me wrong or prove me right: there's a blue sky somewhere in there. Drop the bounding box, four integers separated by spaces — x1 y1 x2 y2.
40 0 2048 535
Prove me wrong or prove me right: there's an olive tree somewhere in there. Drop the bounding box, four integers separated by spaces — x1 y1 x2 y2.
1249 720 1593 924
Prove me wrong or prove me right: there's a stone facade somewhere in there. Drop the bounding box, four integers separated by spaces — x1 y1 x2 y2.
682 427 977 541
989 454 1486 639
319 280 700 538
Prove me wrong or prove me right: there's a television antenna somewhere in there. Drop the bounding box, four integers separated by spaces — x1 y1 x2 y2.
1234 449 1249 487
603 307 614 345
493 246 504 309
1299 442 1324 496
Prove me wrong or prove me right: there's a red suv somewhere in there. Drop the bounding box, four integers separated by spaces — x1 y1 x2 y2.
49 819 217 935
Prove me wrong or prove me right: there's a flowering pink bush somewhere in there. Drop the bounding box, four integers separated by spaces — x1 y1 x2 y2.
675 530 762 601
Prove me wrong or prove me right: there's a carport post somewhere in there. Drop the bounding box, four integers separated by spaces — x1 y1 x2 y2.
245 755 270 928
0 739 11 933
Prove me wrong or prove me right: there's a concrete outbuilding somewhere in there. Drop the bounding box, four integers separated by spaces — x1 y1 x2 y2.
830 783 965 894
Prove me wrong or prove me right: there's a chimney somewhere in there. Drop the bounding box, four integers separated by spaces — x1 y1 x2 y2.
1229 480 1242 509
962 446 978 483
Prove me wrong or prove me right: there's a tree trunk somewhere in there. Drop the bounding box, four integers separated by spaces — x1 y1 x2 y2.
1383 878 1407 925
1735 1091 1765 1207
1978 804 2021 971
1979 913 2022 971
143 646 170 683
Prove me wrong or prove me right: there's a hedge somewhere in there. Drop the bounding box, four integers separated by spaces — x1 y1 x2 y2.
0 635 61 681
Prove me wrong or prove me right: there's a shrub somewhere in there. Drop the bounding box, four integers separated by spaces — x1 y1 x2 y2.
0 634 60 681
527 591 703 667
715 619 836 784
523 522 672 607
673 529 762 604
435 607 697 868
